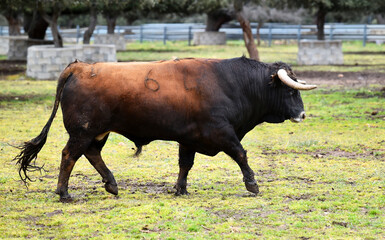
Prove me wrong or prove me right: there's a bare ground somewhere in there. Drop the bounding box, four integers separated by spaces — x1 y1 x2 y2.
297 71 385 88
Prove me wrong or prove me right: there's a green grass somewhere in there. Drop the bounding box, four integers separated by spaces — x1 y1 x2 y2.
118 40 385 73
1 41 384 239
1 80 384 239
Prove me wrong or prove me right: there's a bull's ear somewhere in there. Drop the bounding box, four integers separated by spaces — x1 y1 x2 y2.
269 73 282 87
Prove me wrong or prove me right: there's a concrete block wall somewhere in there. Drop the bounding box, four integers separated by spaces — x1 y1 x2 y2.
94 34 126 51
297 40 343 65
0 36 9 55
27 44 116 80
193 32 226 45
7 36 29 60
82 44 116 62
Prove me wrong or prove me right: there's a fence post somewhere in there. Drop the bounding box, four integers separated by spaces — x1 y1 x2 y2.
329 24 334 40
297 24 301 42
188 26 192 46
268 24 272 47
76 25 80 43
140 25 143 43
363 24 367 47
163 26 167 45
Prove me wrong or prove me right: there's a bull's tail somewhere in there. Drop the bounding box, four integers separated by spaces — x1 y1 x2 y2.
13 65 74 184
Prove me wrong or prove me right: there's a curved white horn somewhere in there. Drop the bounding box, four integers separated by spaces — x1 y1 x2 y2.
297 79 306 84
277 69 317 90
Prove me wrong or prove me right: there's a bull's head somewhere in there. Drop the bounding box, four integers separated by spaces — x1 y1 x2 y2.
265 66 316 124
277 68 316 123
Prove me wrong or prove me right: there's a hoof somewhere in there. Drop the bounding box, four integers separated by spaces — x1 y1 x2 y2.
175 186 189 196
175 190 189 196
105 183 118 195
59 196 73 203
245 181 259 195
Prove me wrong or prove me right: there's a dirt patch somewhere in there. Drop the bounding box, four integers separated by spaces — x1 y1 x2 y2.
0 94 53 104
296 71 385 87
345 51 385 55
354 88 385 98
262 148 383 160
118 180 174 195
0 60 26 76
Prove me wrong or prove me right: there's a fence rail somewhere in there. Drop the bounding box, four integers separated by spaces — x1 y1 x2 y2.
1 23 384 46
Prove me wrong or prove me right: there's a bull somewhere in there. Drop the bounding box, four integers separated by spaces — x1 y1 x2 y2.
14 57 316 202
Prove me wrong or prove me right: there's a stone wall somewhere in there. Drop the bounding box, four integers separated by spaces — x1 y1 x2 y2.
27 44 116 80
297 40 343 65
3 36 53 60
0 36 9 55
7 36 28 60
193 32 226 45
94 34 126 51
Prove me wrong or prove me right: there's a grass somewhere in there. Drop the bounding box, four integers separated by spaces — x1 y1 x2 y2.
1 41 385 239
118 40 385 73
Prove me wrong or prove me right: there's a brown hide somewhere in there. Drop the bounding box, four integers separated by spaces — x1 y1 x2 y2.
61 59 221 148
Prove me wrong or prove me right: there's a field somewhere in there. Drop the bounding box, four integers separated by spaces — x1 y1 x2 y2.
0 40 384 239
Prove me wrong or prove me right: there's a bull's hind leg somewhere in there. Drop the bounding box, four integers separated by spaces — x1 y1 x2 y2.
175 145 196 195
56 136 91 202
84 135 118 195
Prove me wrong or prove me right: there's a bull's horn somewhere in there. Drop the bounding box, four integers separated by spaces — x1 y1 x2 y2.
277 69 317 90
297 79 306 84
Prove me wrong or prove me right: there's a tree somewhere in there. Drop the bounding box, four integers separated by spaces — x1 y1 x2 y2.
371 0 385 24
102 0 125 34
0 0 24 35
24 8 50 40
37 0 65 47
102 0 154 34
82 1 100 44
285 0 372 40
243 2 306 45
234 0 259 60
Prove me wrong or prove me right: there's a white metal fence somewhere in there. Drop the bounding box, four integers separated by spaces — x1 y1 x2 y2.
1 23 384 46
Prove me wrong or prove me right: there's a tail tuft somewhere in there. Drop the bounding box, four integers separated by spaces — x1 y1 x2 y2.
13 131 48 184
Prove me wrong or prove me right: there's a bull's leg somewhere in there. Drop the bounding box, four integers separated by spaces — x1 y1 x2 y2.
175 145 195 196
55 137 90 202
220 129 259 195
84 135 118 195
226 145 259 194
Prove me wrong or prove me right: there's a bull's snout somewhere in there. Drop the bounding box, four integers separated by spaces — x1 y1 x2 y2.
290 111 306 123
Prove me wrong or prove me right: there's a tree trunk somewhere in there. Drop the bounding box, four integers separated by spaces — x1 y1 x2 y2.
205 9 233 32
26 10 49 40
256 21 263 46
5 12 21 36
39 2 63 47
376 14 385 24
106 15 117 34
83 4 97 44
50 17 63 48
236 12 259 61
316 3 327 40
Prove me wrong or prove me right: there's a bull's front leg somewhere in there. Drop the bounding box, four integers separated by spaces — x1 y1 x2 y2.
175 145 196 195
220 127 259 195
232 148 259 194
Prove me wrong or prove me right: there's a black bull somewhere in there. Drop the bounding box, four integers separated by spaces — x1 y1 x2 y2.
14 57 316 201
